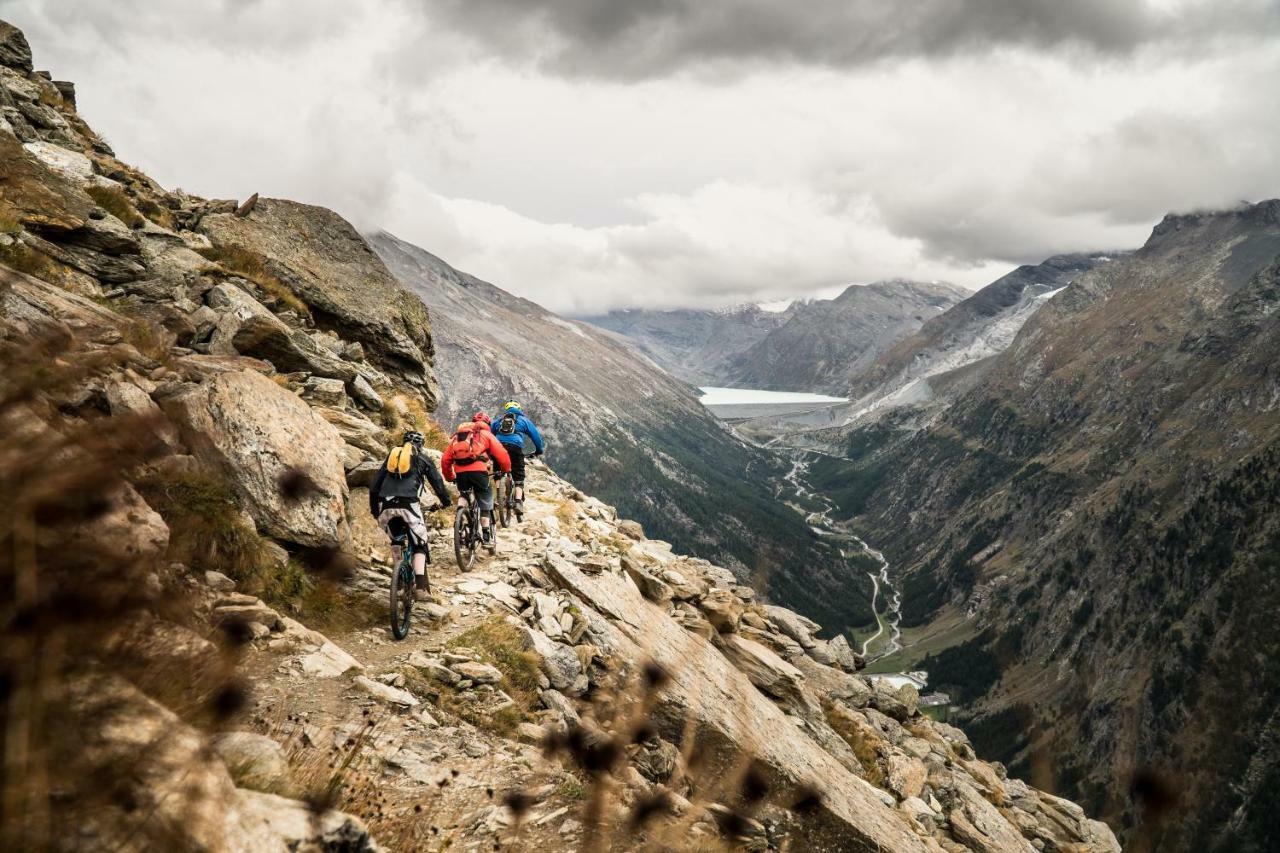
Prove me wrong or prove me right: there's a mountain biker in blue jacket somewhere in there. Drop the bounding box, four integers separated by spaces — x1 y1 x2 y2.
493 401 544 514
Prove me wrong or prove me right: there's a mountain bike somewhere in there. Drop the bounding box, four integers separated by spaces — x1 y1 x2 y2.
496 472 519 527
386 517 423 640
454 485 498 567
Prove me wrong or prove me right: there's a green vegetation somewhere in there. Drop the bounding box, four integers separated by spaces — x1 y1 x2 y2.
85 184 144 228
918 632 1001 703
424 617 544 736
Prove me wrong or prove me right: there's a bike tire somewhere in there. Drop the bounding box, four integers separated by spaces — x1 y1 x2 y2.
389 557 413 640
453 507 469 571
497 477 511 528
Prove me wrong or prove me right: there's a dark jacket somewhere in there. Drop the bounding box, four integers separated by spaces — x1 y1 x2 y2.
370 447 451 516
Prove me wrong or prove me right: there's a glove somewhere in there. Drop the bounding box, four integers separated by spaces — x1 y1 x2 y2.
533 450 544 457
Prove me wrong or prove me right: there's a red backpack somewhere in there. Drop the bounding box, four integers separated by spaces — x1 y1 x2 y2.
448 424 489 465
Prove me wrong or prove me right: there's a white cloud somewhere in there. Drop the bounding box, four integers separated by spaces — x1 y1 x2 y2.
2 0 1278 313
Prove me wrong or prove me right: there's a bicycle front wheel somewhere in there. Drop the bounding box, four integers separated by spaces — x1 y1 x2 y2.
455 508 476 570
389 558 413 640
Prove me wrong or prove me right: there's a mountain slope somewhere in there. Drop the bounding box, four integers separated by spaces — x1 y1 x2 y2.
727 280 968 393
580 304 794 386
826 200 1280 849
368 231 876 634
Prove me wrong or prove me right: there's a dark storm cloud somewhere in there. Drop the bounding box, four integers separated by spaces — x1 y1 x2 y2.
424 0 1280 77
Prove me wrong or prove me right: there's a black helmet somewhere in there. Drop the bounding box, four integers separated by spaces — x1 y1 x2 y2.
403 430 425 447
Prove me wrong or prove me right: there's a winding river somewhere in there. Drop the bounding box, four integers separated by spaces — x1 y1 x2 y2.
779 452 903 660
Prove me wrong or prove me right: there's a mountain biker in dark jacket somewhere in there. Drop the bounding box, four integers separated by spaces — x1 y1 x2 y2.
493 401 544 513
370 430 451 600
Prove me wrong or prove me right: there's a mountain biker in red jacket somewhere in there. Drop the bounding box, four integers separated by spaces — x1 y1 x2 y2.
441 413 510 545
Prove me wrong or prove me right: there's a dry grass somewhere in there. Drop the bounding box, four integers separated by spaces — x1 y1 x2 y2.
823 700 885 787
422 617 545 736
135 197 174 230
196 242 310 315
380 394 449 450
85 184 144 228
0 202 22 235
0 240 59 284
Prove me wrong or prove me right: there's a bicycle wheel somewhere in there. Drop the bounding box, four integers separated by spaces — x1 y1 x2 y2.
497 477 511 528
454 506 476 571
389 555 413 640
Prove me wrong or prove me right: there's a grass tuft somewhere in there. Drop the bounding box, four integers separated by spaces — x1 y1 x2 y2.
135 197 174 229
85 184 144 228
0 241 59 284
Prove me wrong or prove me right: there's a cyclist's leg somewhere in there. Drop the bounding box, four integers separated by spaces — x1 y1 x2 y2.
509 448 526 502
406 504 430 592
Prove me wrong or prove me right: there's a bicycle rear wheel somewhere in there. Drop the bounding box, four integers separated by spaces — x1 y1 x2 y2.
389 556 413 640
454 506 476 570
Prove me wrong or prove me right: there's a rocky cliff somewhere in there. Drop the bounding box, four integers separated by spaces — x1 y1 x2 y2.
824 200 1280 850
0 17 1118 853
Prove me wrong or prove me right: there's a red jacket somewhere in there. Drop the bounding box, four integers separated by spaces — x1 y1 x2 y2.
441 422 511 481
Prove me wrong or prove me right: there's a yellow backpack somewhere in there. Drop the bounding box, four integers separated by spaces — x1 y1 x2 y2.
386 443 415 476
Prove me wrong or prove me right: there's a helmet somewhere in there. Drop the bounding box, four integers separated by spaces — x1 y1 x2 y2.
472 411 491 425
402 430 424 447
502 401 521 412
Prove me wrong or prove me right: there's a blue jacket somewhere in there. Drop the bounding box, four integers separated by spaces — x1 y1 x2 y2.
495 407 544 453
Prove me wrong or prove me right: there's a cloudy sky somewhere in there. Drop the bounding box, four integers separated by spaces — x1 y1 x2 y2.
3 0 1279 313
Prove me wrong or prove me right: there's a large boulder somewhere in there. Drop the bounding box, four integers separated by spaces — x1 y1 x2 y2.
0 20 34 72
197 199 437 402
161 369 349 547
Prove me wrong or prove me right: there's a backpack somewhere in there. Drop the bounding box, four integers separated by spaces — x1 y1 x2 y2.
385 442 416 476
497 412 518 436
447 426 489 465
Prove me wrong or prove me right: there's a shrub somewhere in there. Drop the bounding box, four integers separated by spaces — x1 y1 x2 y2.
85 184 144 228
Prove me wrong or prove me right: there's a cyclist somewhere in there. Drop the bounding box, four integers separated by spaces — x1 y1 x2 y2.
494 401 545 517
441 412 510 546
369 430 451 600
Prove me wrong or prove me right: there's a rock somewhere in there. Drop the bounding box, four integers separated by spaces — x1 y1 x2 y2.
870 680 919 722
22 140 93 183
353 674 419 707
349 374 383 410
231 313 357 380
345 458 382 488
298 641 363 678
235 192 259 217
763 605 818 649
212 732 292 794
450 661 503 684
516 722 546 743
632 737 679 785
161 369 349 547
316 407 386 456
303 375 347 406
408 653 460 686
660 566 708 601
540 689 581 726
716 634 816 716
885 754 926 800
59 482 169 564
212 603 283 632
617 519 645 540
521 626 583 691
622 557 673 603
0 21 34 71
198 199 438 400
536 557 931 851
235 789 378 852
204 570 236 592
948 779 1037 853
699 587 744 633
